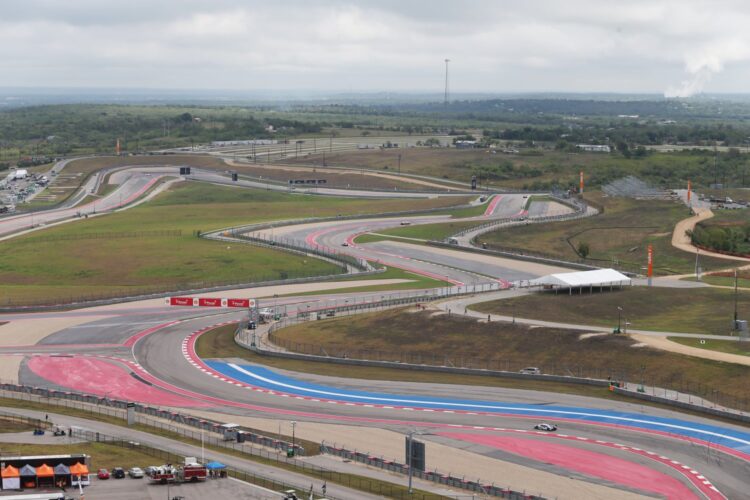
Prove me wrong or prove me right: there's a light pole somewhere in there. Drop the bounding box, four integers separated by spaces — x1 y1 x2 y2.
617 306 623 333
291 421 297 456
407 430 416 494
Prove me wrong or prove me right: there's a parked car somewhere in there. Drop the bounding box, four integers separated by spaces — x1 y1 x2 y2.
519 367 541 375
128 467 144 478
534 423 557 432
400 221 411 226
97 468 110 480
112 467 125 479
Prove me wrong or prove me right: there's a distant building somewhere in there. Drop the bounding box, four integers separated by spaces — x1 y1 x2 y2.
454 140 477 149
210 139 278 147
576 144 611 153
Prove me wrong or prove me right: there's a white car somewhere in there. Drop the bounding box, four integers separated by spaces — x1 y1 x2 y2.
128 467 145 478
518 367 541 375
534 423 557 432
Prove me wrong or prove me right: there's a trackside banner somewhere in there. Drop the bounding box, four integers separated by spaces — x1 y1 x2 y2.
166 297 256 308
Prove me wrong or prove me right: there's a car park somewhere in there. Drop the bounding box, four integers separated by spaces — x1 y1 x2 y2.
128 467 144 478
534 423 557 432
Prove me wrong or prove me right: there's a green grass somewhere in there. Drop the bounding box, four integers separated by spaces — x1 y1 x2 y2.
479 191 732 275
0 183 469 305
472 286 750 335
688 275 750 288
360 220 480 242
289 267 454 295
668 337 750 356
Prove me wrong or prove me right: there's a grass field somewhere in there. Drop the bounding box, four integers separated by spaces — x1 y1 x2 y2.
292 147 728 192
479 191 732 275
355 220 480 244
0 417 35 433
193 319 646 401
0 441 164 470
292 267 455 295
472 286 750 335
238 308 750 409
0 183 468 305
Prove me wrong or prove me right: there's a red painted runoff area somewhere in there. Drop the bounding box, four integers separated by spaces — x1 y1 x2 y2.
439 432 699 500
27 356 212 407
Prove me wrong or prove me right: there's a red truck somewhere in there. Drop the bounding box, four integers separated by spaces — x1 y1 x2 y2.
179 463 207 482
147 460 207 484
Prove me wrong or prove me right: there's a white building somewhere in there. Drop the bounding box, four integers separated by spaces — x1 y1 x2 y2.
577 144 611 153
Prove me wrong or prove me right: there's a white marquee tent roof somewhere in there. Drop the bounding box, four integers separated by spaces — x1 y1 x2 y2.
529 268 631 288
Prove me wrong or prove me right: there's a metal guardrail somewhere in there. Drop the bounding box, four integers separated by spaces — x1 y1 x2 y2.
321 443 544 499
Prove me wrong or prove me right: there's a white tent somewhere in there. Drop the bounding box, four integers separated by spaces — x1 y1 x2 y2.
527 268 631 293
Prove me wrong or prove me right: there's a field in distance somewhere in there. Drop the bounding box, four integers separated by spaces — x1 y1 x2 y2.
478 192 733 275
471 286 750 335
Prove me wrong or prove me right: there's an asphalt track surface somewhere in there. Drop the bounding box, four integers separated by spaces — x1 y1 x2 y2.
3 161 750 498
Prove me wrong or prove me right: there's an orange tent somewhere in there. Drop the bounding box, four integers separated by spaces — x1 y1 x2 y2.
36 464 54 478
69 463 89 475
1 465 19 478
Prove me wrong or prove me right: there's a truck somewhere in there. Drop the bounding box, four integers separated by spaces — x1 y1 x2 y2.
147 461 207 484
147 464 177 484
178 462 207 482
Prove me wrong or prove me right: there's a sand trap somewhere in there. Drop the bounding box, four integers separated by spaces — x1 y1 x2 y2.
183 409 643 500
0 315 113 346
0 355 22 382
579 332 607 340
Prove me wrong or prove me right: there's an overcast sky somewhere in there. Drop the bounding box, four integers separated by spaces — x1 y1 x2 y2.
3 0 750 96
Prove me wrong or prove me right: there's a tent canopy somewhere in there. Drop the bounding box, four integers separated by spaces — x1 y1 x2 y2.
529 268 631 289
36 464 54 478
205 461 227 470
54 463 71 475
69 462 89 475
19 464 36 476
1 465 19 478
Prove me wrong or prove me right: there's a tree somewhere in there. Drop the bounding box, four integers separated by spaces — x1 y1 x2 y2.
577 241 590 259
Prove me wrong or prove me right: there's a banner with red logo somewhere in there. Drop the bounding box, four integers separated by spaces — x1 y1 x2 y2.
169 296 195 306
167 296 256 308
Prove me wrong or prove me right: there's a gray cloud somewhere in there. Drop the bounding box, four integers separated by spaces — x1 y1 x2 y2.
2 0 750 95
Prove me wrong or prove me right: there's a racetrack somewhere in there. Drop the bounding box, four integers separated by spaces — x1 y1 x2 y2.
2 158 749 498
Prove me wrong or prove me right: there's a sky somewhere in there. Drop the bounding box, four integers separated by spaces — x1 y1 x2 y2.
2 0 750 96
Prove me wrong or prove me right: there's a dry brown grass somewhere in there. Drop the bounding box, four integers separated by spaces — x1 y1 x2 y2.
273 307 750 407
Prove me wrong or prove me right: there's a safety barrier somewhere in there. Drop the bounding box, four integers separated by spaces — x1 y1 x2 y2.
321 443 545 499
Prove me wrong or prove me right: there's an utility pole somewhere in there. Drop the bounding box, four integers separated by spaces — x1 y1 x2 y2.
734 268 740 330
444 59 450 105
